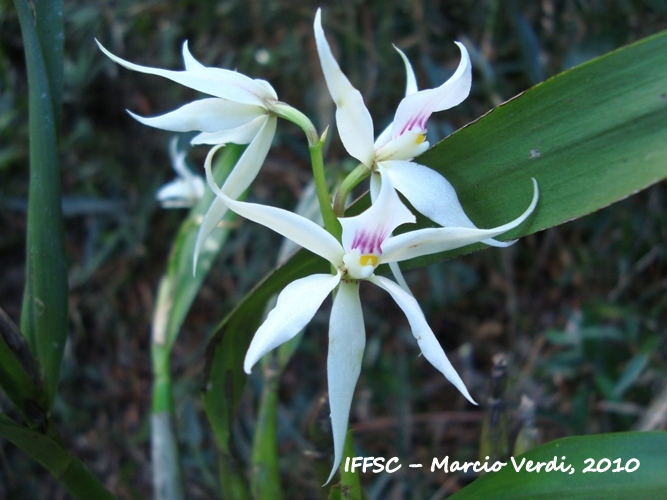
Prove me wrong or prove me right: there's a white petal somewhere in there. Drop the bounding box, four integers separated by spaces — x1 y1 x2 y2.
314 9 375 166
380 161 510 247
373 122 393 150
127 98 265 133
369 275 476 404
203 145 345 266
394 46 418 96
244 273 341 373
381 178 539 262
374 129 430 162
372 48 419 150
193 116 275 270
96 40 276 106
339 172 415 254
219 116 276 198
391 42 471 139
277 180 324 265
156 177 204 208
254 79 276 95
370 175 412 292
168 136 190 178
182 41 205 70
193 196 229 271
191 114 267 146
380 161 475 227
325 280 365 485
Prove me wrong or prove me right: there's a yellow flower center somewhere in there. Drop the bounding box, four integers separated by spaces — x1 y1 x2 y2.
359 254 378 267
415 133 426 144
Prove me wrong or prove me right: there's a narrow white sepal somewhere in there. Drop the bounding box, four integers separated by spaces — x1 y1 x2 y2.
324 280 365 485
203 145 345 266
96 40 276 106
244 273 341 373
369 275 476 405
391 41 471 140
314 9 375 167
379 161 480 229
381 178 539 262
193 195 229 272
394 45 418 97
339 171 415 254
192 116 277 272
219 116 276 198
127 99 265 133
372 47 419 150
191 114 267 146
182 41 205 70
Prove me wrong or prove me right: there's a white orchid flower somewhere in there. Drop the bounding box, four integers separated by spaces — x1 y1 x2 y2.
203 144 538 484
314 9 516 249
96 40 282 268
156 138 205 209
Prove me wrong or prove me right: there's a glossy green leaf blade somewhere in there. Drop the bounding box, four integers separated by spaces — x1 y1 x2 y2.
15 0 68 406
408 30 667 269
0 415 114 499
452 431 667 498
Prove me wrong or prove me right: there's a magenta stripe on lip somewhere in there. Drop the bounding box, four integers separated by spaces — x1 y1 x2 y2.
351 226 389 254
398 112 428 137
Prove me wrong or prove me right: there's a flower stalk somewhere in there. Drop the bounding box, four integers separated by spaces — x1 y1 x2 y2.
333 162 372 217
309 130 341 240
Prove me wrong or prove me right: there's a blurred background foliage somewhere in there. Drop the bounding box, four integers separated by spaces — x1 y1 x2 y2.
1 0 667 497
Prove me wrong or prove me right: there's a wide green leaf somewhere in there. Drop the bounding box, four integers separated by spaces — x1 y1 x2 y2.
452 432 667 498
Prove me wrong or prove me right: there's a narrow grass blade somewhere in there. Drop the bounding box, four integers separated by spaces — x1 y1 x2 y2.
14 0 68 406
0 414 114 499
0 307 48 426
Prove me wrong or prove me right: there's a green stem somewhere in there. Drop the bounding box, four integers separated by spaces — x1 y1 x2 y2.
309 136 342 240
270 102 319 147
250 368 282 500
333 163 372 217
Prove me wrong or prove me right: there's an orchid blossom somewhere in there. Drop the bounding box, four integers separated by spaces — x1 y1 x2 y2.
314 9 516 250
203 143 538 483
96 41 316 268
156 138 205 209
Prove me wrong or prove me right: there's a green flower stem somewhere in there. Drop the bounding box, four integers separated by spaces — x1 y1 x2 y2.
151 342 173 414
333 163 371 217
250 367 282 500
271 102 319 147
309 135 342 240
151 311 184 500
